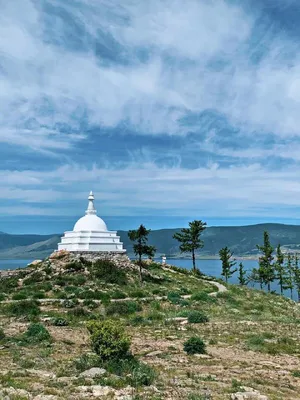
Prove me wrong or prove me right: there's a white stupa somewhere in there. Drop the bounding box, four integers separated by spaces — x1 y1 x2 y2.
58 191 126 253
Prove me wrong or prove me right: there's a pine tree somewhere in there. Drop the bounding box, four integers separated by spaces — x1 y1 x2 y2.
256 231 275 292
292 254 300 302
283 253 294 299
219 247 237 283
128 224 156 282
248 267 263 288
238 262 247 286
275 244 286 295
173 220 207 273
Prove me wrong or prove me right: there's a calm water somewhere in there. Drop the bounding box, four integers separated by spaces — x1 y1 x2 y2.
0 258 295 299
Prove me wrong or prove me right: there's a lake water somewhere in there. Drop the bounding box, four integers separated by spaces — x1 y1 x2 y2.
0 258 296 299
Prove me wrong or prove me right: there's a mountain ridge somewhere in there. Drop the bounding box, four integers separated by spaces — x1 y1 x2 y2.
1 223 300 259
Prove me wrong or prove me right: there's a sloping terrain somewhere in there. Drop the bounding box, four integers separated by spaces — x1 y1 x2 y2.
0 253 300 399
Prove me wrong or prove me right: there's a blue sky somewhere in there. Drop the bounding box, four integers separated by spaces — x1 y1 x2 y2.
1 0 300 233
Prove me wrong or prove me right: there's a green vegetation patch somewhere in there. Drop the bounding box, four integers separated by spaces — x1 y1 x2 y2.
90 259 128 285
184 337 206 355
106 301 142 316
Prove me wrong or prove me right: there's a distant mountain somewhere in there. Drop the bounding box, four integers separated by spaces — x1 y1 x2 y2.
2 223 300 259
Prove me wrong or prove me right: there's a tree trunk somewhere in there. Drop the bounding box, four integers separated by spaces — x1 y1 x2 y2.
290 289 293 300
298 290 300 303
267 282 270 292
280 282 283 295
192 249 196 273
138 252 142 283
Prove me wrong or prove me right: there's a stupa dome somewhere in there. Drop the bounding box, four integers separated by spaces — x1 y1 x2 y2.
74 214 107 232
57 191 125 253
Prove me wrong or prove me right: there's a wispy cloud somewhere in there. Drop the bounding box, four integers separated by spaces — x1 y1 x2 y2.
1 0 300 222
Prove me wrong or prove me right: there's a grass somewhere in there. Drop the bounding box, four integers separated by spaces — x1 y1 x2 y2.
1 255 300 399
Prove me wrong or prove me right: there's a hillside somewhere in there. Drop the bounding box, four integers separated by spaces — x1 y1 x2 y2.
2 223 300 259
0 252 299 399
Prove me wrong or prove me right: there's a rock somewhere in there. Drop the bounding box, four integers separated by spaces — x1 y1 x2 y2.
28 260 43 266
166 317 188 322
231 387 269 400
27 369 56 379
77 385 113 396
146 350 163 357
33 396 58 400
79 367 106 378
0 387 32 399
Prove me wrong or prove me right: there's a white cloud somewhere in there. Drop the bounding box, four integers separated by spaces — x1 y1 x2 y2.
1 162 300 218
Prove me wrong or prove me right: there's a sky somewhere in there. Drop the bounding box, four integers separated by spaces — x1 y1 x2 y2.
2 0 300 233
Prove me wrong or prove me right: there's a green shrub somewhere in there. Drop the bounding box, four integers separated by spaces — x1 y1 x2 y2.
68 307 89 317
106 301 142 316
167 291 182 304
0 328 5 341
130 316 149 326
83 299 98 309
24 323 51 343
101 356 156 387
23 272 44 286
74 353 101 372
65 261 84 271
111 290 127 299
0 276 19 292
69 275 87 286
32 291 46 299
131 361 156 387
128 290 147 299
87 320 130 361
92 260 128 285
0 293 6 301
292 370 300 378
191 291 214 303
184 337 206 355
61 299 79 308
187 311 209 324
6 300 40 317
52 318 69 326
12 292 28 300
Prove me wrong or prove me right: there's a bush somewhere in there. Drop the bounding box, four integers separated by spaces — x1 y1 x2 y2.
24 323 51 343
68 307 89 317
12 292 28 300
101 356 156 387
32 291 46 299
167 291 182 304
87 320 130 361
23 272 44 286
61 299 79 308
0 328 5 341
92 260 128 285
74 352 101 372
6 300 40 317
191 291 214 303
128 290 147 299
183 337 206 355
83 299 98 310
52 318 69 326
65 261 84 271
187 311 209 324
111 290 127 299
106 301 142 316
131 361 156 387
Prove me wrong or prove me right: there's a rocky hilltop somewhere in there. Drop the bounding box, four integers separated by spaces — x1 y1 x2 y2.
0 251 300 399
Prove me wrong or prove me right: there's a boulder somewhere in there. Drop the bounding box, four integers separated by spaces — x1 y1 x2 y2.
79 367 106 378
